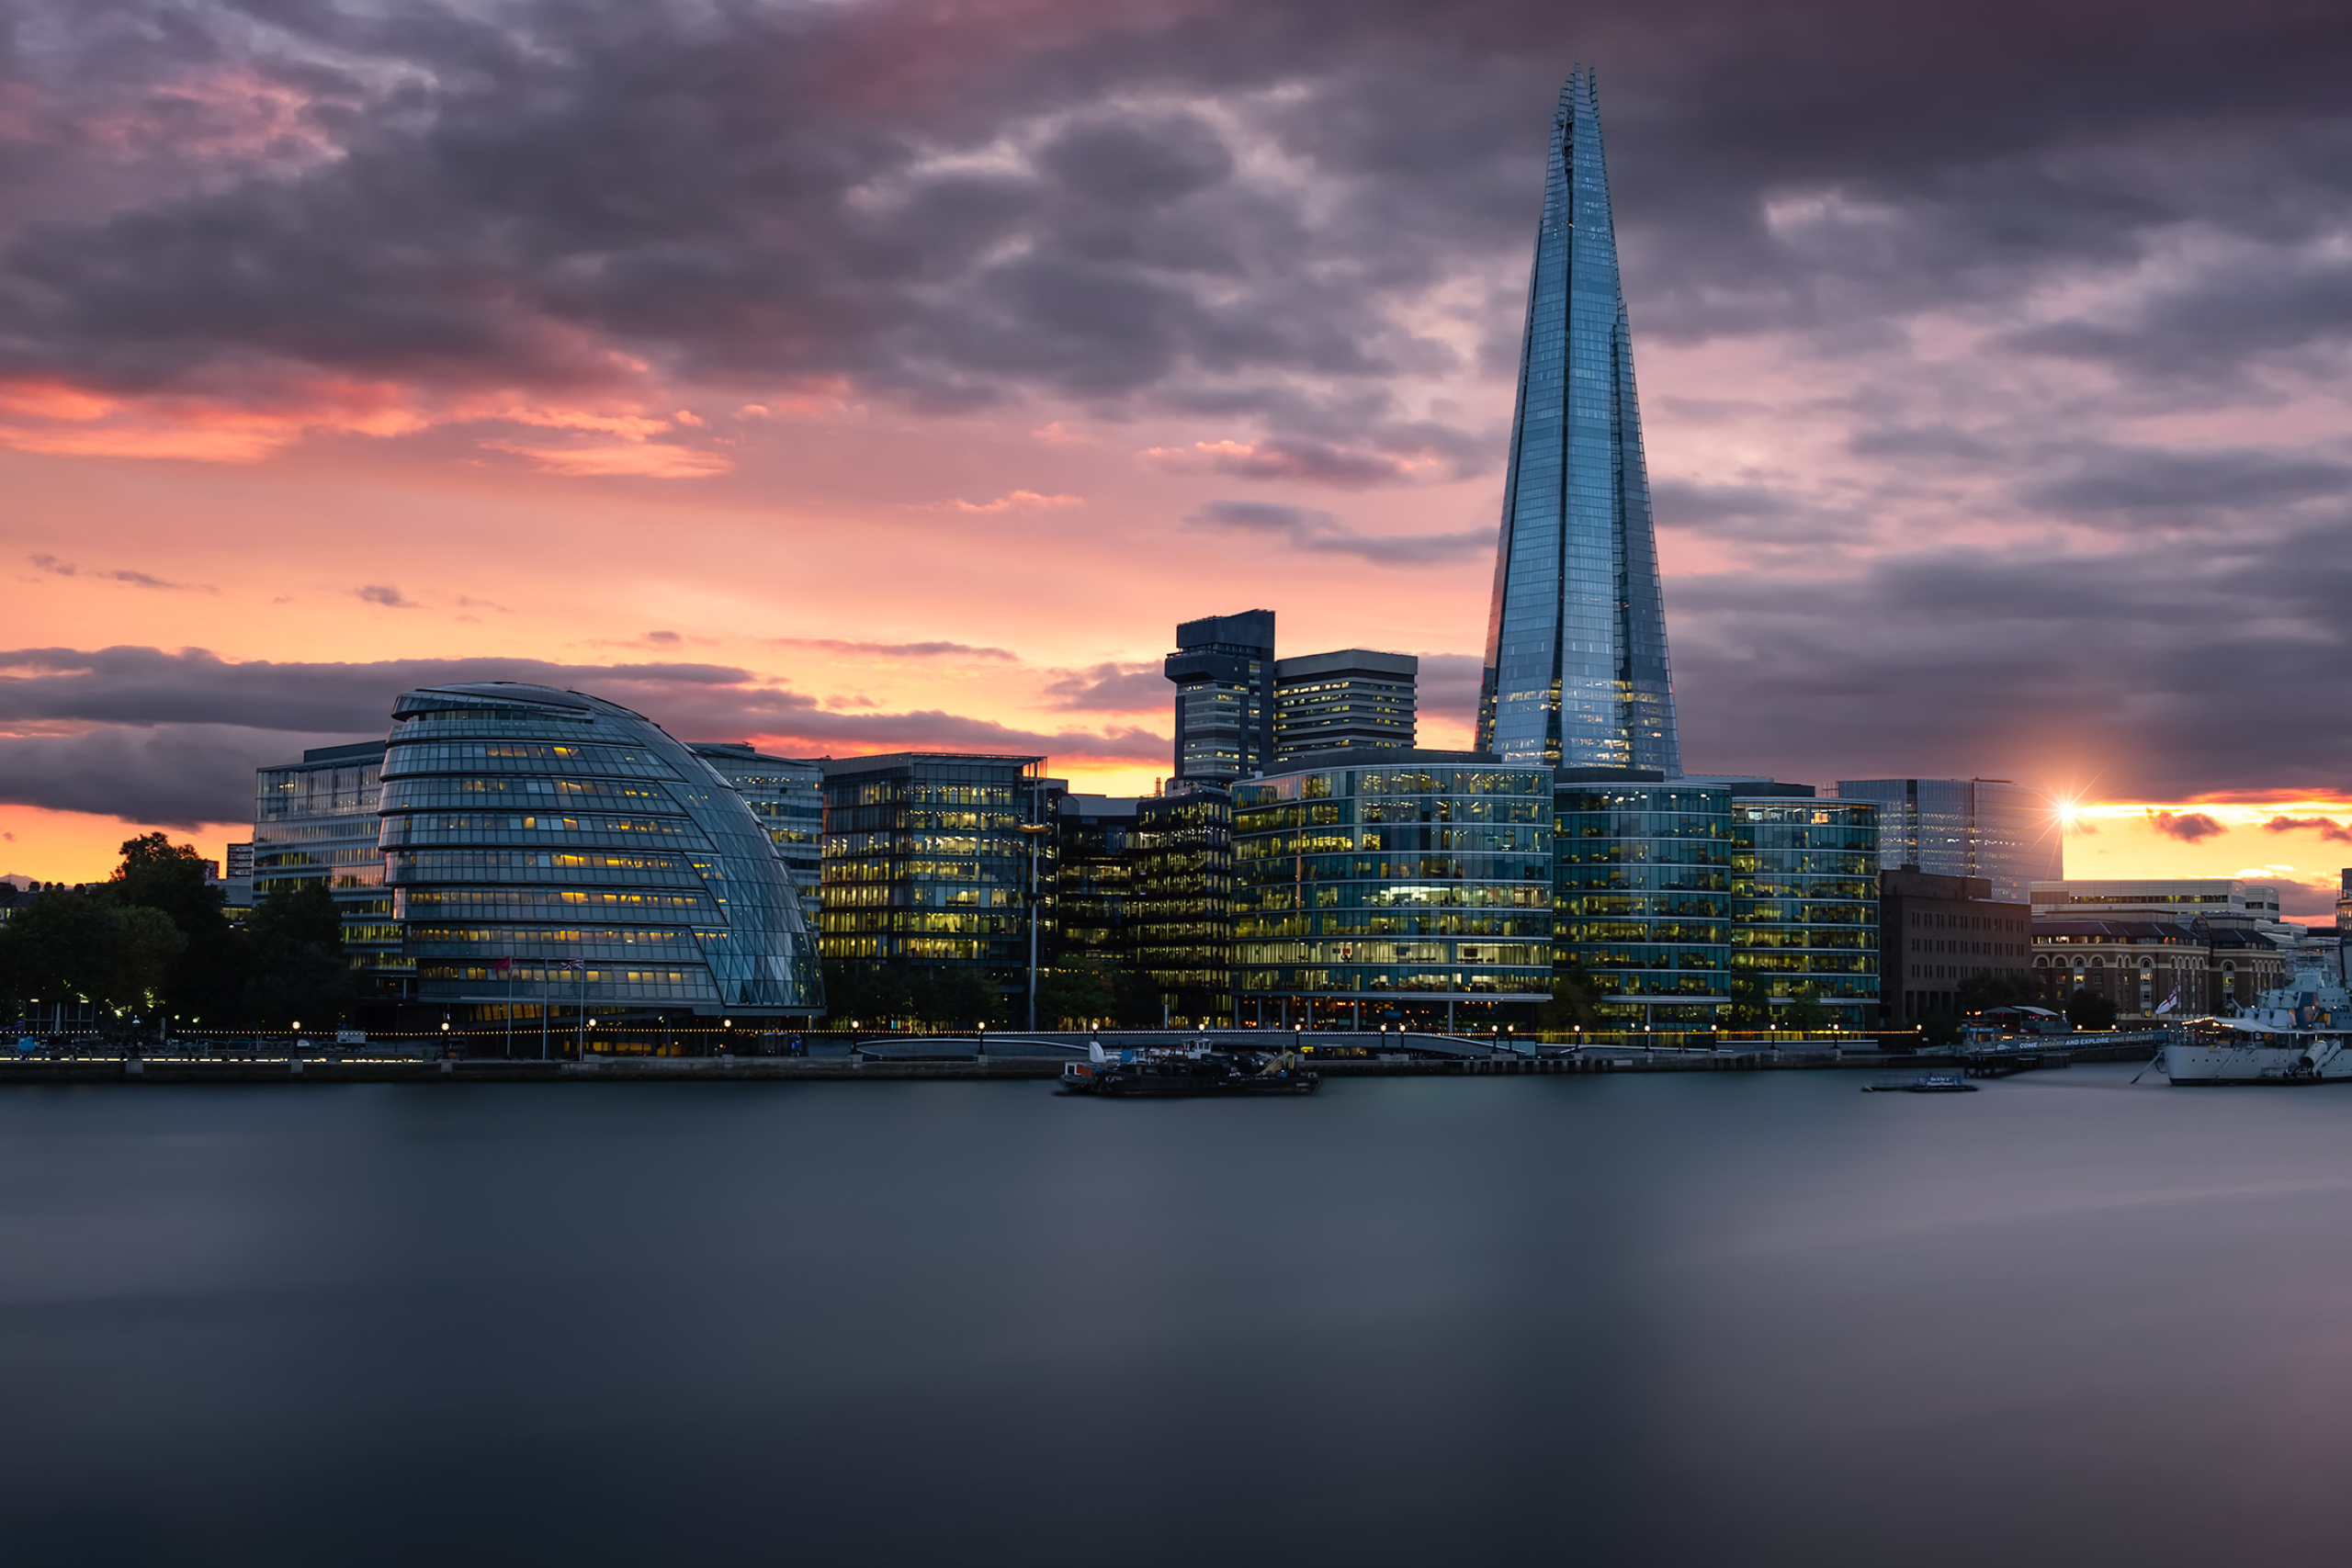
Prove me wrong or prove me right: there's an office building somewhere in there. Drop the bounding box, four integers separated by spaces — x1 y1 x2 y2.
817 752 1049 998
253 740 402 994
689 743 823 912
1165 610 1276 784
1725 784 1881 1026
380 682 820 1021
1231 751 1553 1031
2029 878 2286 933
1877 869 2031 1023
1834 778 2061 904
1055 795 1140 968
1553 773 1734 1028
1476 66 1680 774
1272 649 1417 761
1131 783 1237 1025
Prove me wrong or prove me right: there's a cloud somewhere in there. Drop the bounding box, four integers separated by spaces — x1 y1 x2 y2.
2146 809 2227 842
0 646 1164 822
772 638 1019 661
479 440 731 479
1183 500 1489 565
1142 428 1486 489
354 585 414 609
646 631 681 646
945 491 1081 513
28 554 211 592
1043 662 1167 713
2266 816 2352 843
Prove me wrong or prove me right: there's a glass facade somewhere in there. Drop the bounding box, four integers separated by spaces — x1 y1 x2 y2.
1231 757 1552 1026
690 743 823 914
818 753 1046 984
1130 784 1235 1024
1730 797 1881 1022
1055 795 1139 966
380 683 820 1018
1164 610 1276 784
1272 649 1417 761
253 740 402 994
1477 65 1679 774
1554 780 1735 1026
1835 778 2061 905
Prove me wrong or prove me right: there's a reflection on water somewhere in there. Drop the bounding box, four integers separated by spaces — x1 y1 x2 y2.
2 1066 2349 1566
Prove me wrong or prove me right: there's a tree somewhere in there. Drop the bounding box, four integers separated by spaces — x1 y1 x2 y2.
104 907 187 1015
1537 957 1602 1031
1035 962 1115 1028
1957 969 2039 1014
1726 973 1772 1028
0 889 115 1017
243 884 356 1028
2064 988 2118 1031
1779 986 1837 1032
103 832 239 1022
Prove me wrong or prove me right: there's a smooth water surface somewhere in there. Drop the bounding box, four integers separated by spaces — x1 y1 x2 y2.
3 1066 2349 1565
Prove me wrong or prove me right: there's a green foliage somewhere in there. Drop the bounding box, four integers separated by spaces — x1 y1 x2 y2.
1726 973 1771 1028
2064 988 2118 1031
1956 969 2040 1014
1917 1010 1962 1048
1035 961 1115 1028
106 907 187 1012
242 884 356 1028
0 889 118 1009
820 963 1002 1028
1778 986 1837 1032
1537 958 1602 1031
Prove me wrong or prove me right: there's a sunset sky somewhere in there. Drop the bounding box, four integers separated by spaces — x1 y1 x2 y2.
5 0 2350 914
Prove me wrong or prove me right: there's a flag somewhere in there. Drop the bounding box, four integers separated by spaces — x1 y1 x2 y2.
564 960 585 971
492 957 513 975
2156 989 2178 1014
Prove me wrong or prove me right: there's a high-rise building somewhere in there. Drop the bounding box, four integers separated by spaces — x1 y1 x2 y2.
1834 778 2060 904
689 743 823 913
1230 751 1553 1031
1165 610 1276 783
379 682 820 1024
1272 649 1417 761
1476 66 1679 774
1130 783 1237 1025
1554 773 1734 1028
1054 795 1140 969
816 752 1048 993
253 740 402 994
1719 783 1881 1027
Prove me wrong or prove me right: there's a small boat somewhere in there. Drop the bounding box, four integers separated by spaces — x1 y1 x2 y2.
2160 964 2352 1086
1059 1040 1318 1098
1863 1073 1977 1093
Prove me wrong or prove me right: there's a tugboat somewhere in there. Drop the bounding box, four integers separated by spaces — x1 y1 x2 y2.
2160 963 2352 1085
1059 1038 1319 1098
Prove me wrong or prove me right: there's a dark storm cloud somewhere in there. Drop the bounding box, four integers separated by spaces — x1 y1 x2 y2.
8 0 2352 796
0 648 1166 820
10 2 2339 436
1184 500 1488 564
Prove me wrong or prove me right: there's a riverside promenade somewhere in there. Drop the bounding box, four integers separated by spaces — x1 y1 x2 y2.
0 1030 2170 1084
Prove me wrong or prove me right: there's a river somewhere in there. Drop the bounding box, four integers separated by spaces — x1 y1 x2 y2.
3 1065 2347 1565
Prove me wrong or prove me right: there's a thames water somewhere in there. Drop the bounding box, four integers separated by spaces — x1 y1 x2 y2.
4 1066 2349 1565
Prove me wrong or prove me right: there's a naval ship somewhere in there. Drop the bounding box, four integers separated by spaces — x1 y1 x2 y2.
2161 963 2352 1085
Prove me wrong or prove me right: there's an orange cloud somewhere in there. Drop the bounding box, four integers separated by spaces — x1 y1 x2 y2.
480 439 731 478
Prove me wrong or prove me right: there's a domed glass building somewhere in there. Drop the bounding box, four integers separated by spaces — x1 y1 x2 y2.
379 682 821 1021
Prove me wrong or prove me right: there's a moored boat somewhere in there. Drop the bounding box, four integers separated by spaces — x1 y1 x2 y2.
2160 964 2352 1086
1059 1040 1318 1098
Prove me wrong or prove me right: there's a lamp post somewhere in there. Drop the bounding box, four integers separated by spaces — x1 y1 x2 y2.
1018 815 1049 1033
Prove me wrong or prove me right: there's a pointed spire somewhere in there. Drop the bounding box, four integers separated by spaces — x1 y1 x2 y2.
1476 66 1679 774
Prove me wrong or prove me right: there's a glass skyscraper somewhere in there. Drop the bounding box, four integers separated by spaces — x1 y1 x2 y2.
1834 778 2061 905
1165 610 1276 784
1477 65 1679 774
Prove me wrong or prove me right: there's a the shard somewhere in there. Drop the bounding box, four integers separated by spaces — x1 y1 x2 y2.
1476 66 1680 774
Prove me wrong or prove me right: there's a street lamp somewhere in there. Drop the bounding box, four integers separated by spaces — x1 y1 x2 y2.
1018 818 1050 1032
